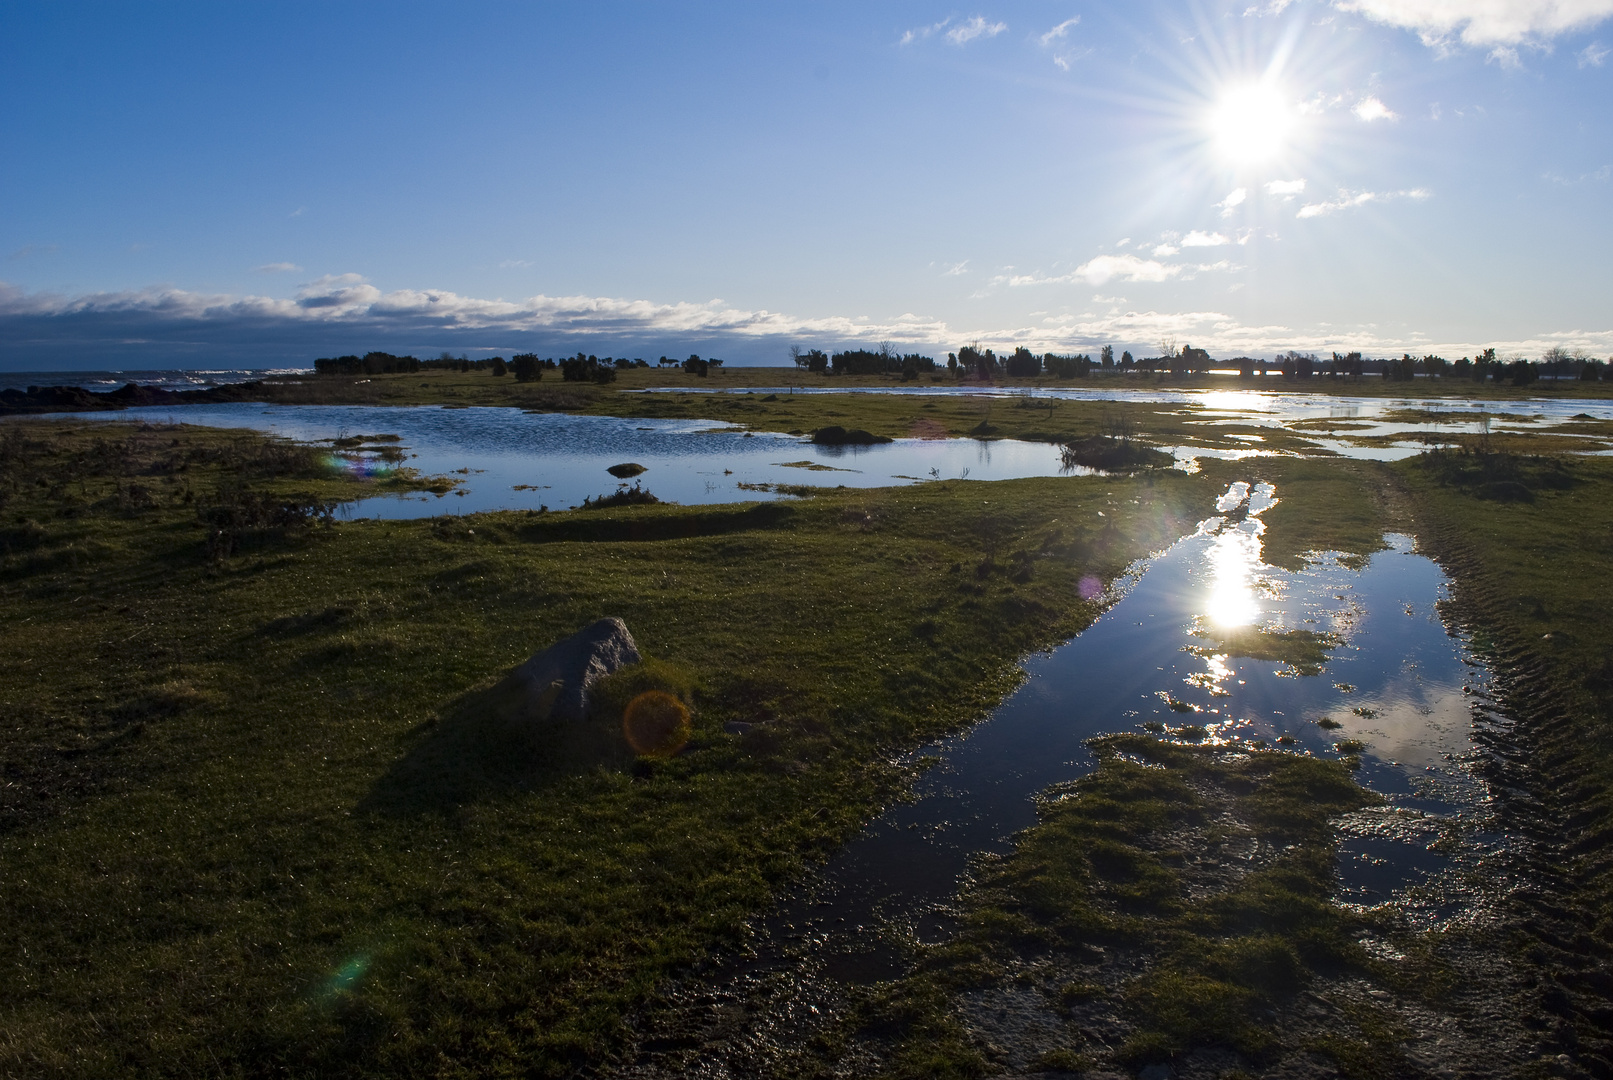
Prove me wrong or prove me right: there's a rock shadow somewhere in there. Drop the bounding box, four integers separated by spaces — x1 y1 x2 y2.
359 672 628 817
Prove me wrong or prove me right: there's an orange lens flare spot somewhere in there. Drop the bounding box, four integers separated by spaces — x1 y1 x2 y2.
622 690 691 758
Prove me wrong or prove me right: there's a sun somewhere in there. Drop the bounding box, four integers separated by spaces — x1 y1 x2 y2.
1209 83 1294 165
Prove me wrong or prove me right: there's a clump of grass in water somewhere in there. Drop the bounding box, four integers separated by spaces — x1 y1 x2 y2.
1190 624 1339 677
833 735 1413 1077
581 480 661 509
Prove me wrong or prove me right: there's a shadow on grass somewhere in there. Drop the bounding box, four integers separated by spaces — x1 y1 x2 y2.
359 673 629 816
515 500 795 544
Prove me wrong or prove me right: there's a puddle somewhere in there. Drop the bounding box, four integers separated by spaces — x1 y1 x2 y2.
16 403 1105 517
616 482 1509 1069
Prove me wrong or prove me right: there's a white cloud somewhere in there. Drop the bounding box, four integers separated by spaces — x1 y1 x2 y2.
1244 0 1294 15
0 275 944 344
1039 16 1080 44
1182 231 1230 247
1296 187 1431 217
1265 179 1307 197
1336 0 1613 48
13 277 1601 361
947 16 1007 44
1005 255 1185 286
941 260 971 276
1216 187 1248 218
1298 91 1346 115
1079 256 1181 283
1115 237 1132 248
1353 96 1399 121
1152 244 1181 257
255 262 303 273
1581 40 1611 64
899 19 949 44
499 259 533 268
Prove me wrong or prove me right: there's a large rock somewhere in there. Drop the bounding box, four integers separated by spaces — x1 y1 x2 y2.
810 425 892 445
516 617 640 722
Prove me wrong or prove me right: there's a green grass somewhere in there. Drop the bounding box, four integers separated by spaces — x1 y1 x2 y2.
1397 449 1613 1073
0 419 1219 1078
236 364 1613 411
1189 625 1339 676
824 736 1426 1077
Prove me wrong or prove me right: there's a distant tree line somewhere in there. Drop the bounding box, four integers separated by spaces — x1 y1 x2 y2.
313 350 656 381
776 340 1613 385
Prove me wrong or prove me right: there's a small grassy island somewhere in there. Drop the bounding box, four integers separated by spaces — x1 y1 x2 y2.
2 377 1612 1078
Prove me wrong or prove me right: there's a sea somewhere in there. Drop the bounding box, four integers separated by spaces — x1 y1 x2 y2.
0 369 310 394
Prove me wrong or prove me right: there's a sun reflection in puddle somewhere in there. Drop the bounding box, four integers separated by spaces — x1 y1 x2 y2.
1198 481 1278 631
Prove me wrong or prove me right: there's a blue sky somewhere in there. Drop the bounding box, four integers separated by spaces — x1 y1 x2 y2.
2 0 1610 368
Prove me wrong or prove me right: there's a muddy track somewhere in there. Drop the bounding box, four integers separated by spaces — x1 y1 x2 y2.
1408 494 1613 1077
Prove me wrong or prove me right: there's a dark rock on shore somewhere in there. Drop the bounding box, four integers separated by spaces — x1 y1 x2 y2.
0 380 266 415
810 425 892 445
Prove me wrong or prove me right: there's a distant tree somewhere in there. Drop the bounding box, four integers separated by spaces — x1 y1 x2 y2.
511 354 541 382
1179 345 1212 373
1504 357 1538 386
1005 347 1041 377
490 356 508 376
789 345 807 370
806 349 829 373
1121 350 1134 369
947 353 958 376
683 355 709 377
1421 354 1447 377
957 344 996 379
1044 353 1090 379
830 349 884 376
1101 345 1114 369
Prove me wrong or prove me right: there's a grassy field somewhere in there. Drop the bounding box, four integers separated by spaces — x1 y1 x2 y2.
0 418 1226 1078
1396 449 1613 1075
231 364 1613 411
3 411 1608 1077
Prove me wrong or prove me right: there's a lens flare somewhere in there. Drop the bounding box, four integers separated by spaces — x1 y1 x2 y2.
623 690 691 758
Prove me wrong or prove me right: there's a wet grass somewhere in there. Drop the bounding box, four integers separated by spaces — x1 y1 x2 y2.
1189 625 1339 676
1241 457 1401 571
1398 451 1613 1073
818 735 1464 1078
242 366 1613 410
0 420 1218 1078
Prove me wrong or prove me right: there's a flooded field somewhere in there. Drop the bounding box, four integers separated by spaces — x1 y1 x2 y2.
24 403 1099 515
24 389 1613 518
614 481 1511 1075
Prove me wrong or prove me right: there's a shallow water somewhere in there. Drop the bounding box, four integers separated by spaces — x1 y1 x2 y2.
768 482 1496 979
641 381 1613 423
652 384 1613 461
21 403 1098 517
21 388 1612 516
0 368 306 393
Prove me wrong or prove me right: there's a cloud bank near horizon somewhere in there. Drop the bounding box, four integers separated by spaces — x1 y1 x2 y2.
0 277 1607 371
